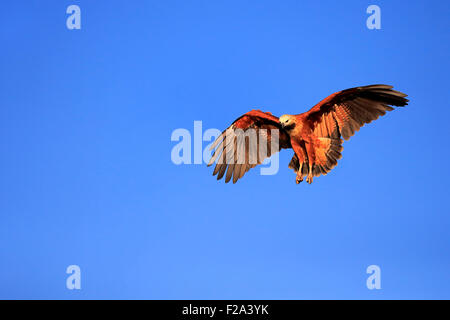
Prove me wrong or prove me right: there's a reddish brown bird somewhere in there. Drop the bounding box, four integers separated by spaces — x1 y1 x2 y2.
208 84 408 184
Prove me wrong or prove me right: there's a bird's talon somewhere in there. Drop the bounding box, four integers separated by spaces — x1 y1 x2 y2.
295 173 304 184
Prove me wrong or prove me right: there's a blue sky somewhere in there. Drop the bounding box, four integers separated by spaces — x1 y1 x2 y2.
0 0 449 299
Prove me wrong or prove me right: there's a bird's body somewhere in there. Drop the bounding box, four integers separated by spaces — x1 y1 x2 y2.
208 85 408 184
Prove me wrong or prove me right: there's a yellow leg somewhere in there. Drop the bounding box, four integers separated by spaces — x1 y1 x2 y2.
305 141 314 184
296 162 304 184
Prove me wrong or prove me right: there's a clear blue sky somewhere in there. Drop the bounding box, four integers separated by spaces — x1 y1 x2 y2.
0 0 449 299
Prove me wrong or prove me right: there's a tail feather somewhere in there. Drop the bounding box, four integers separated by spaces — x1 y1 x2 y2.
288 138 343 178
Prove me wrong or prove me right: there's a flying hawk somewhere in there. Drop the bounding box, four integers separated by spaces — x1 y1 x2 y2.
208 85 408 184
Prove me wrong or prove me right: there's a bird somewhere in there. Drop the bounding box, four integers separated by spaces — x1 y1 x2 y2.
207 84 408 184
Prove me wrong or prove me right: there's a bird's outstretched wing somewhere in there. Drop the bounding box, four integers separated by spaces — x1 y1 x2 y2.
304 84 409 140
293 84 408 178
208 110 291 183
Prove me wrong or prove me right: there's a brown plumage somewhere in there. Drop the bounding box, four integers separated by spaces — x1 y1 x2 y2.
208 84 408 184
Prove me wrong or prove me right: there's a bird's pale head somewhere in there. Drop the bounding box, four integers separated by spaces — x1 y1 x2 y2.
279 114 296 130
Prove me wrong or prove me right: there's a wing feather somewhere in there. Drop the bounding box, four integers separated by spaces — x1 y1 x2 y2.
208 110 291 183
292 85 408 178
306 85 408 141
